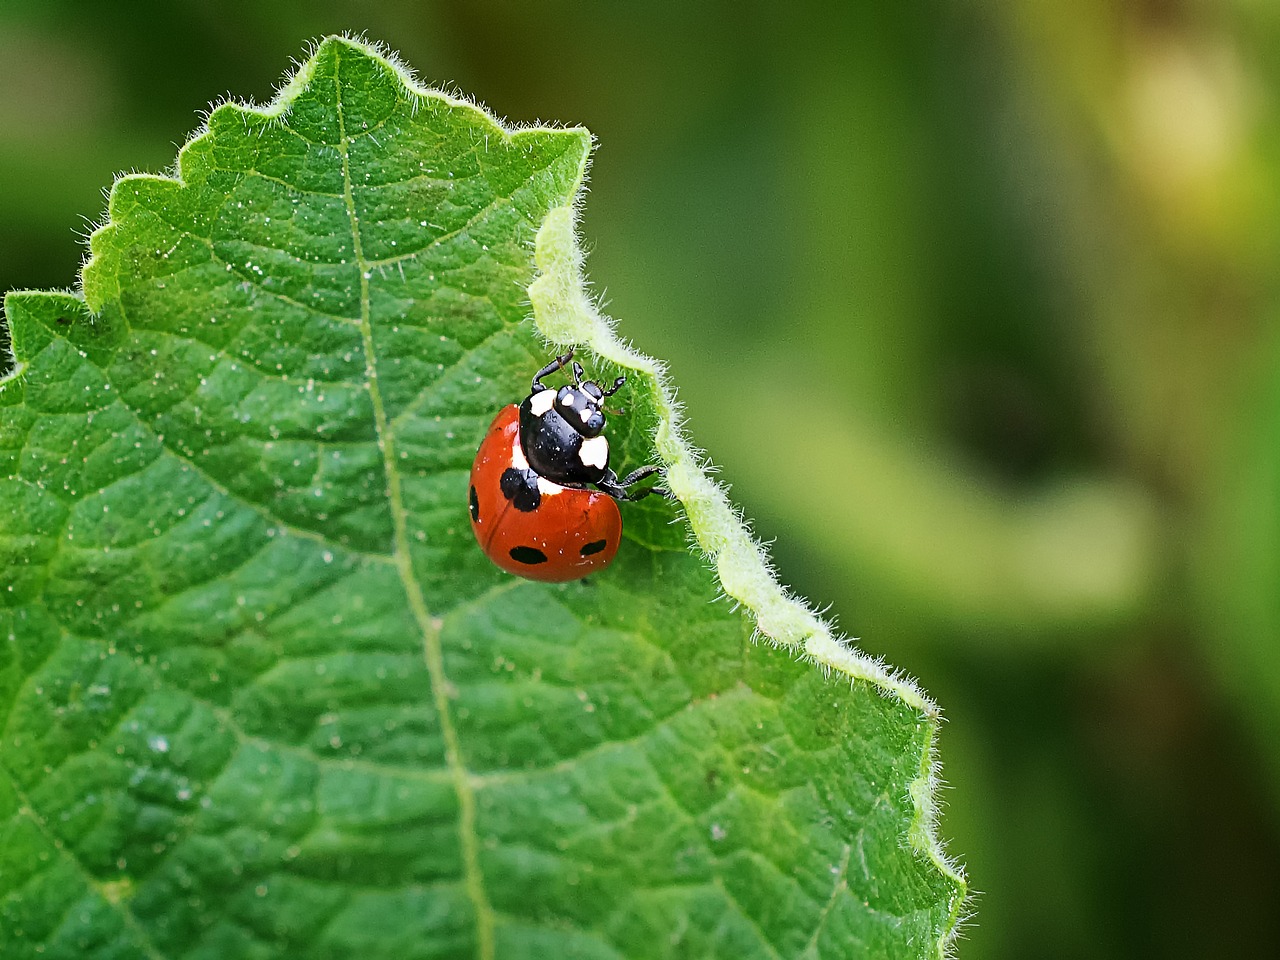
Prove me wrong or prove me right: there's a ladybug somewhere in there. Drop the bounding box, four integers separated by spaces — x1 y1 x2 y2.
468 349 665 582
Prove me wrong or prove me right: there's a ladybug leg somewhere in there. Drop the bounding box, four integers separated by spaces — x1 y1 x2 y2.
618 481 675 502
625 483 674 501
598 464 672 502
624 464 677 502
532 349 574 393
618 464 662 487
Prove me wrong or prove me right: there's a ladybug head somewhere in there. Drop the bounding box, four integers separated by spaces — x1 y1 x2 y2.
554 362 625 438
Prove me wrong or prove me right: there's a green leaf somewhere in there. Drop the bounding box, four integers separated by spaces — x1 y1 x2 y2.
0 35 964 959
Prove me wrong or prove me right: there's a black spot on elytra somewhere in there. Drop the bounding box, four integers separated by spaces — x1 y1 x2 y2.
469 485 480 522
580 538 608 556
500 467 541 512
509 545 547 565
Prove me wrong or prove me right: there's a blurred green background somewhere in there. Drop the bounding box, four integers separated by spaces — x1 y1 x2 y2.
4 2 1280 956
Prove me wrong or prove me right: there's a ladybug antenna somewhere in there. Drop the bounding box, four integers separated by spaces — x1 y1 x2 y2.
571 360 586 385
602 375 626 398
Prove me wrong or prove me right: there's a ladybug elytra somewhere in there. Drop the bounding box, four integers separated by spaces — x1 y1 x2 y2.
468 350 664 582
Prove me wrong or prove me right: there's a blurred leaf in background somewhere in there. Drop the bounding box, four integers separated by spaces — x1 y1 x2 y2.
3 1 1280 958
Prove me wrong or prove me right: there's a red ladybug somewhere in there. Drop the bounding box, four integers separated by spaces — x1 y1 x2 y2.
469 350 664 582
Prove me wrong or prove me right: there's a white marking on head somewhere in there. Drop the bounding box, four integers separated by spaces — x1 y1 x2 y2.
578 435 609 469
577 404 594 424
529 390 555 416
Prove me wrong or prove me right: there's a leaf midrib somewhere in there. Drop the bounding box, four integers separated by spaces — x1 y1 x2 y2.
331 48 496 960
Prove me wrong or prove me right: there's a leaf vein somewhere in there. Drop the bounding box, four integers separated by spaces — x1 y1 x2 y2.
359 193 514 269
333 47 496 960
802 843 852 956
0 758 171 960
